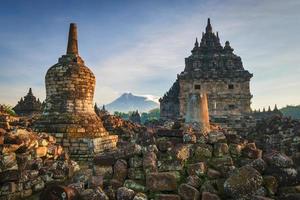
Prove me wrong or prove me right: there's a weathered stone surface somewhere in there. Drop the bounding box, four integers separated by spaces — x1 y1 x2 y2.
146 172 178 192
155 194 181 200
194 144 212 161
224 166 263 199
263 175 278 196
129 156 143 168
208 132 226 144
143 151 157 173
242 143 262 159
207 168 222 179
113 159 128 182
187 162 206 176
128 168 145 180
117 187 135 200
88 175 103 188
124 179 146 192
0 127 79 199
200 180 219 194
247 158 267 173
178 183 200 200
264 151 293 168
173 144 191 161
201 192 221 200
40 184 80 200
133 192 148 200
245 116 300 156
157 138 173 152
213 143 229 157
186 175 202 188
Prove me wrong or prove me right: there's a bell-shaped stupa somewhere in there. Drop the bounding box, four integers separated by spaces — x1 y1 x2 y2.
35 23 117 160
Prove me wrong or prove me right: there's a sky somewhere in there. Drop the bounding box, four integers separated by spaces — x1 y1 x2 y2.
0 0 299 110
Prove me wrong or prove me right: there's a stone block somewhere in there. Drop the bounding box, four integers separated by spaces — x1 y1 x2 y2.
113 159 128 182
224 166 263 199
117 187 135 200
201 192 221 200
88 175 103 188
0 170 19 183
146 172 178 192
213 143 229 157
174 144 191 161
129 156 143 168
35 146 48 157
178 183 200 200
128 168 145 180
194 144 212 161
133 193 148 200
207 132 226 144
94 153 115 166
124 179 146 192
187 162 206 176
155 194 181 200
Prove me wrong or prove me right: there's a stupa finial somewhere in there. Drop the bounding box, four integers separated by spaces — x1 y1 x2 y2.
67 23 79 55
206 18 213 33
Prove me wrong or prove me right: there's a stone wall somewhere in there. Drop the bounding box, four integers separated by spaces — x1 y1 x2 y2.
179 79 252 118
53 132 118 162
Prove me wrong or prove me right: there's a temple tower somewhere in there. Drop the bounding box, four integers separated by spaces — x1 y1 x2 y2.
160 18 253 125
35 23 117 160
13 88 42 116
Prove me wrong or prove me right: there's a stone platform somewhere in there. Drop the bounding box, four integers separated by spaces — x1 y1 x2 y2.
35 113 118 161
52 133 118 162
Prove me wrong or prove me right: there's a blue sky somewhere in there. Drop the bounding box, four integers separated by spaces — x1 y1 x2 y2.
0 0 299 109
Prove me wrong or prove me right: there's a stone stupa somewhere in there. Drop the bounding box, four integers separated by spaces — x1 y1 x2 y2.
35 23 117 160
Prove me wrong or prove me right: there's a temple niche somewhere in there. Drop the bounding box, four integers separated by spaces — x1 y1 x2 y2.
13 88 42 116
35 23 117 161
160 18 253 125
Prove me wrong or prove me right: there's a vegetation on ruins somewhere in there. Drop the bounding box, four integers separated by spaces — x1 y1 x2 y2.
114 108 160 124
280 105 300 119
0 104 16 116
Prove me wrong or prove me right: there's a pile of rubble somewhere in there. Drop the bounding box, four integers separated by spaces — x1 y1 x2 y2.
245 115 300 156
48 125 300 200
100 113 147 142
0 128 79 199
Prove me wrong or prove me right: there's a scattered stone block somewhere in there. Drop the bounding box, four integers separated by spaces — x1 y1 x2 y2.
146 172 178 192
178 183 200 200
224 166 263 199
117 187 135 200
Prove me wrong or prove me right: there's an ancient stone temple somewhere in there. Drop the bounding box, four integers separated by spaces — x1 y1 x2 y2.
129 110 141 124
13 88 42 116
35 23 117 160
160 18 253 123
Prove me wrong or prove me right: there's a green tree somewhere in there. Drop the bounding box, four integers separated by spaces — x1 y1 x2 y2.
280 105 300 119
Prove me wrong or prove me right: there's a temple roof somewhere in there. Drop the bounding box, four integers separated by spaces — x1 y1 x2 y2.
181 18 253 80
13 88 42 115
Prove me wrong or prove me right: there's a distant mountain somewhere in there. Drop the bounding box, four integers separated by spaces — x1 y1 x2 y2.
105 93 159 113
280 105 300 119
